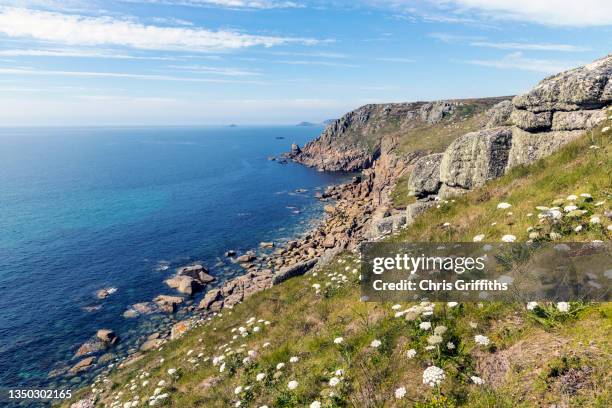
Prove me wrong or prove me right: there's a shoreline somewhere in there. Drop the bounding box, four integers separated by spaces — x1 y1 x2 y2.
49 169 373 393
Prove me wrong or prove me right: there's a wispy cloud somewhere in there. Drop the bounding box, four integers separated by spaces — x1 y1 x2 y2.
166 64 262 76
120 0 302 9
437 0 612 27
0 48 178 60
268 51 347 58
429 33 589 52
470 41 589 52
465 52 583 73
375 57 414 63
275 60 358 67
0 67 268 83
0 7 319 52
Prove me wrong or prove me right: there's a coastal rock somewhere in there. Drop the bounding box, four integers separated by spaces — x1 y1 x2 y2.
322 235 336 248
440 127 512 191
95 287 116 299
140 339 163 352
177 264 215 283
74 341 105 357
236 252 256 263
259 241 274 248
505 127 584 169
153 295 184 313
371 213 406 236
96 329 118 344
509 110 552 131
170 320 192 340
165 275 203 295
484 100 513 128
551 109 606 131
224 250 236 257
198 289 222 310
512 55 611 112
405 201 436 223
69 357 96 374
407 153 443 197
272 259 318 285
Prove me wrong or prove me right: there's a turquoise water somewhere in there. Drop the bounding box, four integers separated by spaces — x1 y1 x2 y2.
0 126 347 394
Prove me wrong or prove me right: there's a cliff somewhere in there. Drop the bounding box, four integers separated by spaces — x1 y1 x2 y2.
284 97 510 172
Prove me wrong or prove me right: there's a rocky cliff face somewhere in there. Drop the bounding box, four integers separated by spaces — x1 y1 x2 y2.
409 54 611 201
285 99 506 171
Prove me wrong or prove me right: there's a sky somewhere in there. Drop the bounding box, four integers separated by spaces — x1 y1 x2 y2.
0 0 610 126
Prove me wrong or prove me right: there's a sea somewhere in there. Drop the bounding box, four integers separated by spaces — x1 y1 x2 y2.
0 125 349 399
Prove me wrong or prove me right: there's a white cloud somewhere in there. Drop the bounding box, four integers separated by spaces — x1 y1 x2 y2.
166 64 262 76
465 52 583 73
375 57 414 63
0 67 267 83
275 60 358 67
440 0 612 27
0 48 178 59
124 0 302 9
469 41 589 52
0 7 318 52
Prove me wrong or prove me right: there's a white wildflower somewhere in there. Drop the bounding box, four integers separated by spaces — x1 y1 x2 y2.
371 339 382 348
471 376 484 385
287 380 298 390
434 325 447 335
406 349 416 359
329 377 341 387
310 402 321 408
289 356 299 363
446 342 455 350
497 202 512 209
392 304 402 310
419 321 431 330
234 386 243 395
276 362 285 370
427 335 443 345
256 373 266 382
526 301 538 310
422 366 445 387
566 195 577 201
333 337 344 344
473 234 485 242
556 302 570 312
395 386 407 399
501 234 516 243
474 335 490 346
167 368 177 376
447 301 458 308
590 216 601 224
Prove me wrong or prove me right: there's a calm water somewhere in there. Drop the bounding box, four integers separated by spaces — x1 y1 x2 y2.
0 126 346 393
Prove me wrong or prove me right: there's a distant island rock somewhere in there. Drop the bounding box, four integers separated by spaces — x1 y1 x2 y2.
228 124 238 127
296 121 317 126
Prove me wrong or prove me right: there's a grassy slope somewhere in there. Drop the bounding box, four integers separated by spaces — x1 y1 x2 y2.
66 118 611 408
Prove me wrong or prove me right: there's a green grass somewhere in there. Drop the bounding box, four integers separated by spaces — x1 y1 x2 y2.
64 117 611 408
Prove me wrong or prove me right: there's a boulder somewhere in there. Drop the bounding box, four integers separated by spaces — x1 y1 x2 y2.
69 357 96 374
407 153 443 197
153 295 183 313
176 264 214 283
165 275 203 295
551 109 606 131
272 259 318 285
484 100 513 128
322 235 336 248
171 320 192 340
140 339 163 352
440 127 512 190
96 329 118 344
259 241 274 248
198 289 222 310
405 201 436 224
505 127 584 169
70 397 95 408
224 250 236 257
512 55 611 112
371 213 406 235
74 341 104 357
236 252 256 263
510 110 552 131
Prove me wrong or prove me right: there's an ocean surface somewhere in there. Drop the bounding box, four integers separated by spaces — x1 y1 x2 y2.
0 126 348 395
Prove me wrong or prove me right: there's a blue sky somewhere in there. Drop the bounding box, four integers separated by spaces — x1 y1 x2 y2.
0 0 610 126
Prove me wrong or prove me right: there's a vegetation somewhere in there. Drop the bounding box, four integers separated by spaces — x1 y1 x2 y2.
64 118 611 408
